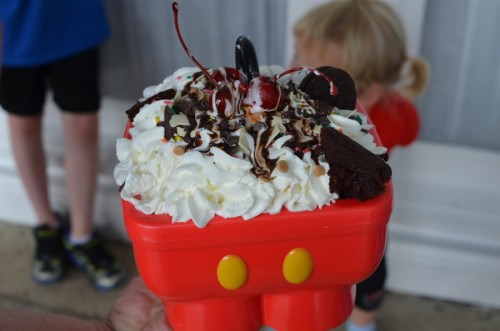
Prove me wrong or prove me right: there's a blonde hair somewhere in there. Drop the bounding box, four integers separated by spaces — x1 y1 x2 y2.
294 0 429 99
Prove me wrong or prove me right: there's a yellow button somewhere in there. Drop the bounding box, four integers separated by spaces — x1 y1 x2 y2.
217 255 248 290
283 248 314 284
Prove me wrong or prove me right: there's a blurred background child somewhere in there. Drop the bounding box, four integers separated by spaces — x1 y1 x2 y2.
292 0 430 330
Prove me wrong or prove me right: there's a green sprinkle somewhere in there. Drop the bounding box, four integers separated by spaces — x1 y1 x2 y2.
166 106 178 114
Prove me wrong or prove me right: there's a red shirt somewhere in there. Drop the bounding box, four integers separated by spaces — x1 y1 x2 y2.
368 91 420 155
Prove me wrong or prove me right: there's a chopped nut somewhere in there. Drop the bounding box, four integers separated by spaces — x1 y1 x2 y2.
277 160 289 173
314 165 326 176
173 146 185 156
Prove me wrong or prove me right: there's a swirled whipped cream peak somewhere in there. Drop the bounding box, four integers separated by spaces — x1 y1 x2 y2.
114 65 391 228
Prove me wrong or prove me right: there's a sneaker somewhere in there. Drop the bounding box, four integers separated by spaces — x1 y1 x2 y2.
64 233 125 291
32 224 66 284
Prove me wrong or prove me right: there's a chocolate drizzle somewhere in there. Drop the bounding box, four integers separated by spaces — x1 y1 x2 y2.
156 106 176 140
126 89 176 122
152 73 346 180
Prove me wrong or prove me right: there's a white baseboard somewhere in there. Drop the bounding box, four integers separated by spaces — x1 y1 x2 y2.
1 100 499 308
387 236 500 308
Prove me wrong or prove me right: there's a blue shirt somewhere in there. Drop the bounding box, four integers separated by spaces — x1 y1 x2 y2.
0 0 110 67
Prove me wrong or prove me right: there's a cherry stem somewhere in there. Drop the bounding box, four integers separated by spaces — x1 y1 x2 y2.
172 2 218 87
272 67 338 96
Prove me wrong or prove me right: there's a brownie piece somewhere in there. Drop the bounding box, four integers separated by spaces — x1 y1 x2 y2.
320 127 392 201
299 66 357 110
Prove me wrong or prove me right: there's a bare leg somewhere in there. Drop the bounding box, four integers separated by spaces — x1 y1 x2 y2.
350 307 377 327
61 112 99 238
7 114 57 226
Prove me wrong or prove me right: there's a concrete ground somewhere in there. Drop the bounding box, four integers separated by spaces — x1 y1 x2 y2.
1 221 499 331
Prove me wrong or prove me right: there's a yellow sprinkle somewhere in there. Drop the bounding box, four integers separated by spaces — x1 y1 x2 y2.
174 136 182 141
155 116 160 123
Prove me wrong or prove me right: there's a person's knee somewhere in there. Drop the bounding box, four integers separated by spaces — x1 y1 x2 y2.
62 113 99 141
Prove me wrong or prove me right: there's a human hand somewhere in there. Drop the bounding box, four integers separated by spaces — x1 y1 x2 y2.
107 277 171 331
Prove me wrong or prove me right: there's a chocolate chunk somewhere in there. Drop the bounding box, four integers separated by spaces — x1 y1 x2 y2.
299 66 357 110
253 122 267 132
174 99 195 116
313 100 333 117
222 131 239 145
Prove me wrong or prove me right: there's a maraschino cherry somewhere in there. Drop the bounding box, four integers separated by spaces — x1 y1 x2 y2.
210 67 244 84
243 76 289 112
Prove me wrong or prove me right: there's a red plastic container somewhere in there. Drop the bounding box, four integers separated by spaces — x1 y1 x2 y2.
121 103 393 331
